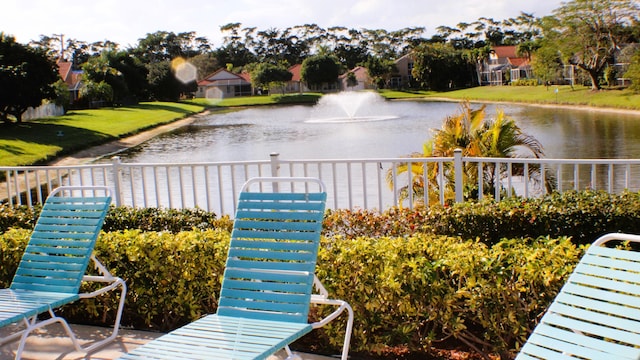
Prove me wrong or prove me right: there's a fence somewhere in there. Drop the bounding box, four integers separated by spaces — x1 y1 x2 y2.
3 150 640 216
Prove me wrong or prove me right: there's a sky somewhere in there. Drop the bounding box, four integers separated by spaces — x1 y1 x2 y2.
3 0 565 48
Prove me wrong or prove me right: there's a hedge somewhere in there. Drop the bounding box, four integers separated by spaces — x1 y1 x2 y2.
323 190 640 245
0 229 582 359
3 190 639 246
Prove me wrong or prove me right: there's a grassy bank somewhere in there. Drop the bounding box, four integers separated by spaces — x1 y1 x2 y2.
381 85 640 110
0 102 205 167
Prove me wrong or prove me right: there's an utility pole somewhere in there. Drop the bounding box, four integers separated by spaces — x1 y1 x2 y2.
52 33 64 61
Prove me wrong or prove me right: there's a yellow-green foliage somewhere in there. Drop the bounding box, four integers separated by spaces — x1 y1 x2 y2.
315 235 582 358
0 228 230 331
0 229 582 358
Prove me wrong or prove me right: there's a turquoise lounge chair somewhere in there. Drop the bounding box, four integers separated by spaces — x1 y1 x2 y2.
516 233 640 360
120 177 353 360
0 186 126 359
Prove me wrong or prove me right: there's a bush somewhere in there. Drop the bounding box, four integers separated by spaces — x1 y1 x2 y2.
315 234 581 359
0 229 582 359
0 228 230 330
0 204 233 234
323 190 640 245
0 203 39 233
4 190 639 245
102 206 232 233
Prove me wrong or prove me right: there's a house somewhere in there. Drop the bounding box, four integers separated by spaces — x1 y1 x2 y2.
391 53 414 88
57 59 83 103
196 69 252 99
278 64 309 94
339 66 374 91
482 45 533 85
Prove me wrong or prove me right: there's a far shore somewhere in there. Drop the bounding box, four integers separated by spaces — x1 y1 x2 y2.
414 96 640 116
49 95 640 167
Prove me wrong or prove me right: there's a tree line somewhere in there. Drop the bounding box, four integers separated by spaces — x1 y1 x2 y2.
1 0 639 123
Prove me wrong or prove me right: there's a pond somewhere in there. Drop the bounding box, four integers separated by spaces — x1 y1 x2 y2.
116 92 640 163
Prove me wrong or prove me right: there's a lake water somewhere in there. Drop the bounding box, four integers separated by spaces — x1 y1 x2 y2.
116 94 640 163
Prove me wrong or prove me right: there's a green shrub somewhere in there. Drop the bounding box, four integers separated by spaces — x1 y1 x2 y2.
511 79 539 86
0 228 230 330
0 229 582 359
0 204 233 234
4 190 640 245
102 206 231 233
315 234 581 359
0 203 39 233
323 190 640 245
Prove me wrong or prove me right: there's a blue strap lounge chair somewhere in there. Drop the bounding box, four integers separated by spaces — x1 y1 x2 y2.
0 186 127 359
119 177 353 360
516 233 640 360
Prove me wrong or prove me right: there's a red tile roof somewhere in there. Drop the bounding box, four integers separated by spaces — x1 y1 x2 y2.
288 64 302 82
508 58 529 67
57 60 72 83
492 46 517 58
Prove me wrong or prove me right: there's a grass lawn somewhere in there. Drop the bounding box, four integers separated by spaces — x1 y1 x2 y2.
389 85 640 110
0 102 205 166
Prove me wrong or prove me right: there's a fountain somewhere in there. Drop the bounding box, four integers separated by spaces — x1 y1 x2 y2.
305 91 398 123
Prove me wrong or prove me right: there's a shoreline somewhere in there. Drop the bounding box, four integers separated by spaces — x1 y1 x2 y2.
49 98 640 167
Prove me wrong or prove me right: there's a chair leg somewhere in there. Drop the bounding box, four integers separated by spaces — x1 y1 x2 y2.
76 277 127 353
285 345 303 360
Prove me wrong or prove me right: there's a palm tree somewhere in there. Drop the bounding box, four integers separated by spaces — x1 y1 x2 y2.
387 100 547 205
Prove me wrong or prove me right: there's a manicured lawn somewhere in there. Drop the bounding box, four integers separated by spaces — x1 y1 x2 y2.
417 85 640 110
0 102 205 166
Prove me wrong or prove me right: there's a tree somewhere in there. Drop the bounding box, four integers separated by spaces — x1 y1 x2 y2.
625 48 640 92
541 0 639 90
0 33 59 123
81 54 120 106
146 61 193 101
361 56 396 88
215 23 257 68
530 44 562 85
300 55 339 89
387 101 546 204
412 43 471 90
133 31 209 64
250 63 292 94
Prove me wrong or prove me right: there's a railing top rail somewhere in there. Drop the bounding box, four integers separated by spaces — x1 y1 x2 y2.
462 157 640 164
4 157 640 171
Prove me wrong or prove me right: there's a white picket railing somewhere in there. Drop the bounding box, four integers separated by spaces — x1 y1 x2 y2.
3 150 640 216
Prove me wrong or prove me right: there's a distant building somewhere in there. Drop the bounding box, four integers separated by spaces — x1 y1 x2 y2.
339 66 374 91
278 64 309 94
391 53 414 88
57 59 83 103
481 46 533 85
196 69 252 99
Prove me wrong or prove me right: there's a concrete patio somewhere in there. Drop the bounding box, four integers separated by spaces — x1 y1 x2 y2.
0 323 334 360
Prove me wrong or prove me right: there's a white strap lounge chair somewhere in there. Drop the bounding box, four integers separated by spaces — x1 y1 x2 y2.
0 186 126 359
516 233 640 360
119 177 353 360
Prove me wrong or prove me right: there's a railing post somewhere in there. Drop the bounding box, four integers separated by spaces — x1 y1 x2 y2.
270 152 281 177
454 149 463 203
270 152 280 192
111 156 123 206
